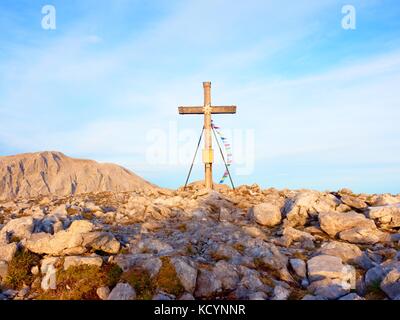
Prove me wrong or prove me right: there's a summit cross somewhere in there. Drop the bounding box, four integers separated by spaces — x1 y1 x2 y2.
178 81 237 189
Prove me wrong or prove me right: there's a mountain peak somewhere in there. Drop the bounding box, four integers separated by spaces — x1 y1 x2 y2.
0 151 155 200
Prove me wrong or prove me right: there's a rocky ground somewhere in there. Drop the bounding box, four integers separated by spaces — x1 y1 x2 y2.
1 182 400 300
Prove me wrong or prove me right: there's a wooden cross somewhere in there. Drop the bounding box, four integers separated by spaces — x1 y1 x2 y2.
178 81 237 189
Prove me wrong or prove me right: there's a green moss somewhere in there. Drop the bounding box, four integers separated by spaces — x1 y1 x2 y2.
123 257 185 299
123 267 155 300
5 249 41 289
155 257 185 297
37 263 122 300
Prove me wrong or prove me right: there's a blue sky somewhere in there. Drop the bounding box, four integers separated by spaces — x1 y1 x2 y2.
0 0 399 194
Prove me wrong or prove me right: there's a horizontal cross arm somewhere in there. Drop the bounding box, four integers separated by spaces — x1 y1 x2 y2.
178 106 237 114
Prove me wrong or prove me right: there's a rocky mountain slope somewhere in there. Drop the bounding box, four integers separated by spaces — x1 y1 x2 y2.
0 182 400 300
0 151 155 200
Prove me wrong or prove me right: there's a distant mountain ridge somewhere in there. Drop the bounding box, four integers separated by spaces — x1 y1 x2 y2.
0 151 155 200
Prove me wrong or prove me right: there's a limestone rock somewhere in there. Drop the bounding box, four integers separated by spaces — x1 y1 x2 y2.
213 260 240 291
340 195 367 210
114 253 162 278
194 269 222 298
380 269 400 299
319 211 376 237
26 220 94 255
316 241 363 264
97 286 110 300
284 191 340 227
0 216 34 240
81 232 121 254
171 256 198 294
63 256 103 270
179 293 195 300
307 255 355 287
248 203 282 227
0 243 17 262
241 226 266 240
339 293 365 300
368 204 400 229
281 227 315 249
0 260 8 281
271 285 290 300
107 283 136 300
369 194 400 206
339 227 389 244
308 278 349 300
290 258 307 278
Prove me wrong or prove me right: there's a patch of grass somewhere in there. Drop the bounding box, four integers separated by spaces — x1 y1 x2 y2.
232 243 245 254
260 274 276 288
363 280 386 300
119 247 130 255
82 211 94 220
210 251 230 262
185 244 195 255
9 235 22 243
123 267 155 300
66 206 80 215
37 263 122 300
155 257 185 297
253 258 282 279
177 223 187 232
5 249 41 289
288 287 307 300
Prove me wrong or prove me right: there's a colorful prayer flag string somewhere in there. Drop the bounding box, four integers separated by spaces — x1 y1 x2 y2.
211 120 233 184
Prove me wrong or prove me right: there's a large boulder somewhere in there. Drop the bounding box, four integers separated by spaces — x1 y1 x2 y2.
316 241 363 265
0 216 34 240
307 255 354 282
280 227 315 249
283 191 341 227
367 204 400 229
319 211 376 237
340 195 367 210
171 256 198 294
194 269 222 298
307 255 356 300
247 242 292 283
81 232 120 254
248 203 282 227
339 227 389 245
26 220 120 255
213 260 240 291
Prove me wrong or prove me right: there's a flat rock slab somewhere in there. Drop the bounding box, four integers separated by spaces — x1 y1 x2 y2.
307 255 347 282
63 256 103 270
316 241 362 264
319 211 376 237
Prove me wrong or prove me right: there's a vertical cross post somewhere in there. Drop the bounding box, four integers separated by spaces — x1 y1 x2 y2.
203 82 213 189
